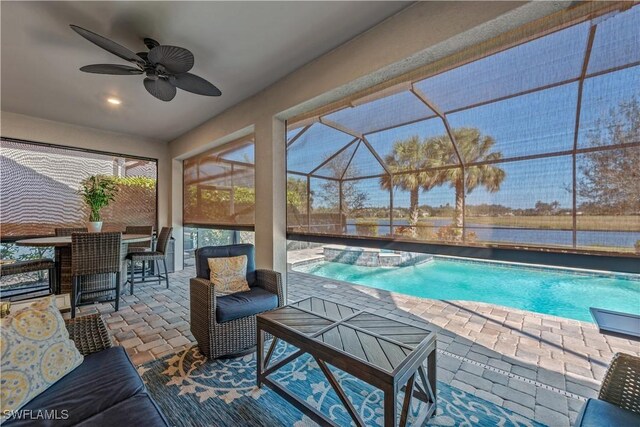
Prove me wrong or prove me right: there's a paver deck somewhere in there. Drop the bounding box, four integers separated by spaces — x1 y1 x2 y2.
72 263 640 427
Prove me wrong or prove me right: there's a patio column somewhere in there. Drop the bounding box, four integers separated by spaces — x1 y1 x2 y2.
254 116 287 294
171 158 184 271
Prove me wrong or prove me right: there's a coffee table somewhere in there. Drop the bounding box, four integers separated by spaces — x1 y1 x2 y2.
257 297 437 427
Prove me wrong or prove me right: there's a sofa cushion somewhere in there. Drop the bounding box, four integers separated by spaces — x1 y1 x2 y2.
74 392 169 426
0 296 83 418
195 244 256 286
4 347 143 426
216 287 278 323
575 398 640 427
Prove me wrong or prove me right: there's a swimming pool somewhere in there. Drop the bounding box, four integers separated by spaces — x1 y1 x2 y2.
294 258 640 322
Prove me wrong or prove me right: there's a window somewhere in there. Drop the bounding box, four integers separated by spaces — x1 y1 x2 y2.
183 227 255 266
0 139 157 239
183 136 255 230
286 4 640 255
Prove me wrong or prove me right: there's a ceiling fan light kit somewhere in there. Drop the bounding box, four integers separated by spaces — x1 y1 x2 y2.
70 25 221 102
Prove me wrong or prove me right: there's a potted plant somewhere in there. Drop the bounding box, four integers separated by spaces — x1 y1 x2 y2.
79 175 118 232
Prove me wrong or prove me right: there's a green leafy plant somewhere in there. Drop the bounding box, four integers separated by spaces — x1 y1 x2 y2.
79 175 118 222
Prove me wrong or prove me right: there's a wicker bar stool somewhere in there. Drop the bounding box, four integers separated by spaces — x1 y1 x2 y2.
71 232 122 318
125 225 154 277
0 259 57 299
54 228 89 289
126 227 172 294
124 226 154 251
55 227 88 236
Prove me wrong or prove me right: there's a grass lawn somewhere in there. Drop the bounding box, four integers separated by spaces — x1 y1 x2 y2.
463 215 640 231
354 216 640 231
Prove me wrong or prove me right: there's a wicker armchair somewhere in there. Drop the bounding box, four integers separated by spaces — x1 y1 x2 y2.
598 353 640 413
190 244 283 359
576 352 640 426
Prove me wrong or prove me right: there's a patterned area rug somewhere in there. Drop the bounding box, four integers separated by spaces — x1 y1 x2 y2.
139 343 545 427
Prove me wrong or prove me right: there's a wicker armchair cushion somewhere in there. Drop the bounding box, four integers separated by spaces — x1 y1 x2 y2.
216 287 278 323
575 399 640 427
5 347 146 426
195 244 257 287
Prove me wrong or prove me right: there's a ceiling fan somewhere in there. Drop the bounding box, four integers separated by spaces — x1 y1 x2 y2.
70 25 221 102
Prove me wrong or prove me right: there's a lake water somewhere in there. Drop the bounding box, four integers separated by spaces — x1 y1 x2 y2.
344 219 640 249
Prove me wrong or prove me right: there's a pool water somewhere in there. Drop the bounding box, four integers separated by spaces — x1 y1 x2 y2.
295 258 640 322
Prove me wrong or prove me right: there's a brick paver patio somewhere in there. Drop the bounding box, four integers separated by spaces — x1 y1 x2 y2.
74 264 640 427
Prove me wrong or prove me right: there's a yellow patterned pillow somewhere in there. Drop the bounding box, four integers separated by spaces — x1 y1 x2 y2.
0 296 83 417
208 255 250 296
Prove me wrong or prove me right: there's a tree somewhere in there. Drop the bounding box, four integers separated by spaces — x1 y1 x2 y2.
433 128 505 231
286 176 308 213
534 200 560 215
578 97 640 214
379 136 442 237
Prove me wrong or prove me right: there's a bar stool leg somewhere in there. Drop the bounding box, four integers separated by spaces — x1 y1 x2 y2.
48 266 56 294
71 277 77 319
130 260 135 295
115 272 120 312
163 259 169 288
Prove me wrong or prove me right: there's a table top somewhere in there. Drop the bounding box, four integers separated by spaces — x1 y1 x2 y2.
590 307 640 340
258 296 436 378
15 233 151 247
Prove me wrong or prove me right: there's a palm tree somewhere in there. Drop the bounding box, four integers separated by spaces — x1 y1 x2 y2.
433 128 505 231
380 136 442 237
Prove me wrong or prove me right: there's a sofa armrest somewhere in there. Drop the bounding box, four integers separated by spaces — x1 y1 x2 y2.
256 269 284 307
65 314 113 356
598 352 640 414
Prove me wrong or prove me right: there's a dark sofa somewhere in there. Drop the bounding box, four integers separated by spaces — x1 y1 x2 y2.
4 315 169 427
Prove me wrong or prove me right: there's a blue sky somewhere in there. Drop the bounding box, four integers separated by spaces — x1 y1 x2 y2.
286 6 639 210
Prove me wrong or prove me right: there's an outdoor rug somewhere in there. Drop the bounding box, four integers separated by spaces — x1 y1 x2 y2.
140 342 545 427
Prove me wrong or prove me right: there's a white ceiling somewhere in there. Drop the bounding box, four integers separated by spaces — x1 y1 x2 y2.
1 1 410 141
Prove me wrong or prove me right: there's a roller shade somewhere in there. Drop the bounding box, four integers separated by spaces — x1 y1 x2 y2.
0 138 158 239
183 136 255 230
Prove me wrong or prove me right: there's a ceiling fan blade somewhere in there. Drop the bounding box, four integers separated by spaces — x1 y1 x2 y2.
169 73 221 96
80 64 143 75
148 45 194 74
144 77 176 102
70 25 143 65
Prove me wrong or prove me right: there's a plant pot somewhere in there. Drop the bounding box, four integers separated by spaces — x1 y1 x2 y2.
88 221 103 232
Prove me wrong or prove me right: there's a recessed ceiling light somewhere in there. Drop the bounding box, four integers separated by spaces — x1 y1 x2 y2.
107 97 121 105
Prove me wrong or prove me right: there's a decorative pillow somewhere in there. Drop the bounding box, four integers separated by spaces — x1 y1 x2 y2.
0 296 83 417
208 255 250 296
